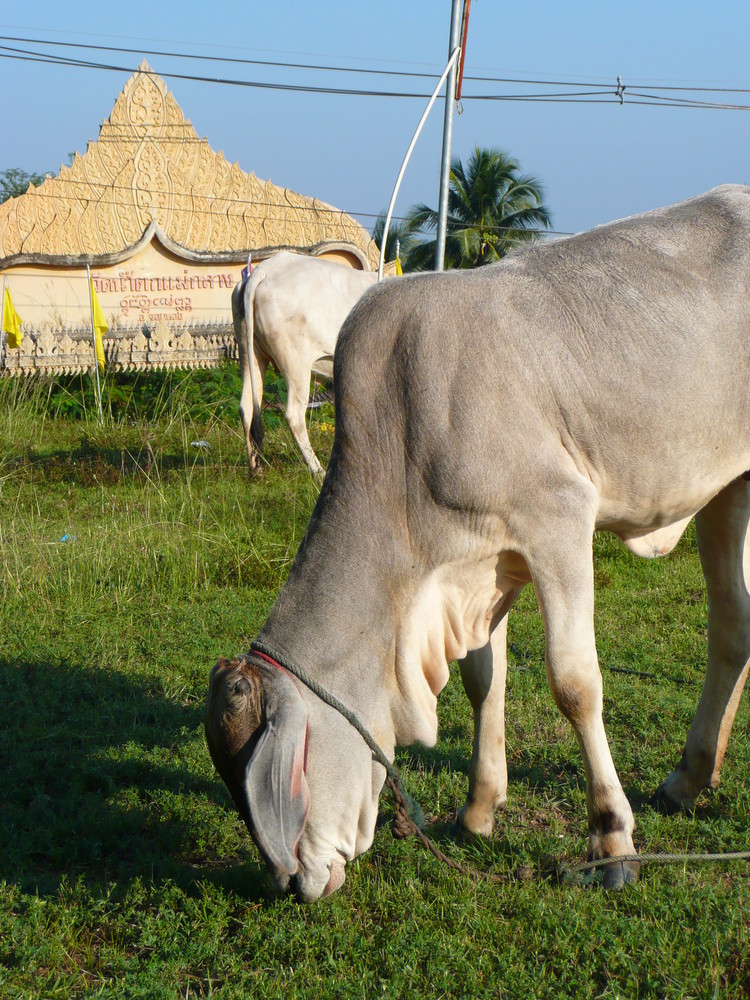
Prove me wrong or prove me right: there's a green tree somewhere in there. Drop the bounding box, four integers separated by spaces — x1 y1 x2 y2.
404 147 552 271
370 211 420 272
0 167 50 204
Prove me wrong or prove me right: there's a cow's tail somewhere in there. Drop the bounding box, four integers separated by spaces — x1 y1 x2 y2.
232 271 266 474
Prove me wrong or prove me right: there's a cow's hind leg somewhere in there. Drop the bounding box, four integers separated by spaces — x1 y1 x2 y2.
655 478 750 811
527 487 638 888
458 616 511 836
240 350 267 477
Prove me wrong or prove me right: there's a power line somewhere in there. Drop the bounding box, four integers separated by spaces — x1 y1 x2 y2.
0 46 440 98
5 34 750 95
2 43 750 111
624 90 750 111
0 33 464 82
0 176 574 237
3 177 381 220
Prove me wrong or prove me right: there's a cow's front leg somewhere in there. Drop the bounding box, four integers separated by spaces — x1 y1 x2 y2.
656 478 750 811
529 508 638 888
285 376 324 479
458 618 510 836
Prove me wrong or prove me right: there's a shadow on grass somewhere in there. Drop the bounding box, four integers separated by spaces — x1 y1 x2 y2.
11 445 218 486
0 656 268 901
398 720 589 797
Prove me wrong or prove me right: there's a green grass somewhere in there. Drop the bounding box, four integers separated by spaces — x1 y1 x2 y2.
1 374 749 998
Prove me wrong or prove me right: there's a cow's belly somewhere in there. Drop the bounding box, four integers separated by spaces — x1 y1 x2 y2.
615 516 694 559
311 355 334 379
590 437 750 537
590 449 750 557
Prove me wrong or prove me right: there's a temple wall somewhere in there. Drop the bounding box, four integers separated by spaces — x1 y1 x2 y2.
1 239 242 374
0 241 375 375
5 240 241 332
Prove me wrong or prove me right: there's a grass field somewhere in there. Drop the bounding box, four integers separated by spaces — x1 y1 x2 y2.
1 371 749 999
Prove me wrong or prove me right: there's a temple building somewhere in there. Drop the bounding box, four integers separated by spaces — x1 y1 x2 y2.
0 61 382 375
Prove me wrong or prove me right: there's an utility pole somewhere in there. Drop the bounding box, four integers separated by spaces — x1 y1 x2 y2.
377 0 470 280
434 0 464 271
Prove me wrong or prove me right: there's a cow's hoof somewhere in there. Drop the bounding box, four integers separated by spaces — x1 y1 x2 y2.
457 803 497 839
651 784 686 815
602 859 640 890
452 820 479 843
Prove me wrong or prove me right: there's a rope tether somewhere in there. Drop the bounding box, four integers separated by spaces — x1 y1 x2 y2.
247 640 750 885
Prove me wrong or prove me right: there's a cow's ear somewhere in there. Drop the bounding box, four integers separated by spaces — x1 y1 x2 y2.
243 676 309 875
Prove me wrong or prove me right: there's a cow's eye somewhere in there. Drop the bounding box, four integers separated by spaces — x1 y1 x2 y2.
233 677 251 697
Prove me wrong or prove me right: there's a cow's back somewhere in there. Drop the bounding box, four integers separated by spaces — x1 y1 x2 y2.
335 185 750 534
252 252 377 368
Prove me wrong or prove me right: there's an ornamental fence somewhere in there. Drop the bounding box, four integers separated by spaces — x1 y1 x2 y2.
1 320 237 376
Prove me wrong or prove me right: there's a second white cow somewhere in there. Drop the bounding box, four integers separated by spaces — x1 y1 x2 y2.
231 251 378 477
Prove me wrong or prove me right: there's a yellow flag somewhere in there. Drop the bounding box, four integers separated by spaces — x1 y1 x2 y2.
89 277 108 371
395 257 403 276
3 286 23 349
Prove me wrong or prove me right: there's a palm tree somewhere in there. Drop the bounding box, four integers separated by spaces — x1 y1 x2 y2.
370 211 420 272
404 147 552 271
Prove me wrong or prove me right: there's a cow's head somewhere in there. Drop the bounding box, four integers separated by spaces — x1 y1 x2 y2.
205 655 385 901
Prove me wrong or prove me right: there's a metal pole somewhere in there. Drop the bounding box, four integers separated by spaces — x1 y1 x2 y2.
378 45 461 282
434 0 464 272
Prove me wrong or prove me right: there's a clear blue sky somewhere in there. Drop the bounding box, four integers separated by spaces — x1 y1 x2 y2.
2 1 749 238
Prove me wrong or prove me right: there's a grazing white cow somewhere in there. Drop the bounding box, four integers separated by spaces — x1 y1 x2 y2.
231 251 378 477
207 185 750 901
